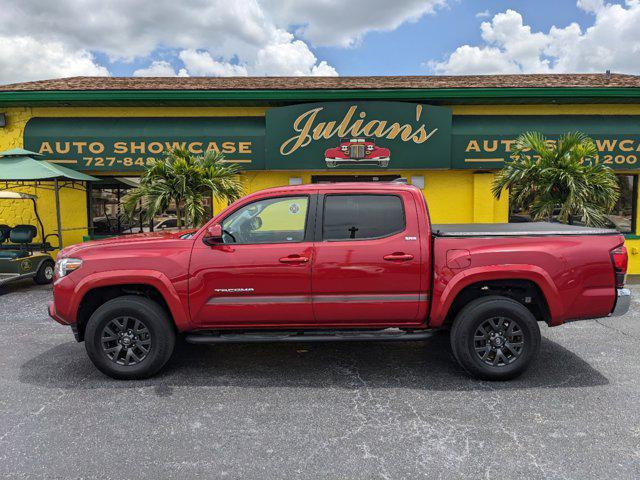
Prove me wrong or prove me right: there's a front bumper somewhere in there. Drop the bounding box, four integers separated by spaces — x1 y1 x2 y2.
611 288 631 317
47 301 69 325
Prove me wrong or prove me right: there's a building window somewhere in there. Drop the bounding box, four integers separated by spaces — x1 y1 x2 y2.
609 174 637 234
89 183 139 236
508 174 637 234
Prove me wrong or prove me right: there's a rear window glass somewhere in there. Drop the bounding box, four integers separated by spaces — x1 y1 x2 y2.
323 195 405 241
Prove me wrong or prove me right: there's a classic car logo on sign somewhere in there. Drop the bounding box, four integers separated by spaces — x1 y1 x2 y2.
324 138 391 168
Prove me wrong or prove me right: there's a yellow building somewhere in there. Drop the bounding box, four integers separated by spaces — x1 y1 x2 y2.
1 74 640 271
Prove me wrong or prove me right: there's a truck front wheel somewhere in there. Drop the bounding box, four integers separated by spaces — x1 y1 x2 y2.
450 295 541 380
84 295 176 379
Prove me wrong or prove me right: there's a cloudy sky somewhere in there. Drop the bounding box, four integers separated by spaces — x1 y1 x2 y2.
1 0 639 85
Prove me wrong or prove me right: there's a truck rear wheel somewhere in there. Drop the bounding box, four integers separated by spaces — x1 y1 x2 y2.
84 295 175 380
450 295 540 380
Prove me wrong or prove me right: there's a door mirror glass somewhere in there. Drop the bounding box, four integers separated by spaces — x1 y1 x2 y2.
203 224 223 246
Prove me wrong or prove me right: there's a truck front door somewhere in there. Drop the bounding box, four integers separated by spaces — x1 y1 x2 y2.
312 191 425 326
189 194 316 328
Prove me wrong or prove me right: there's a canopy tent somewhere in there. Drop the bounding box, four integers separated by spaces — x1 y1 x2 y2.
0 148 99 247
0 149 96 182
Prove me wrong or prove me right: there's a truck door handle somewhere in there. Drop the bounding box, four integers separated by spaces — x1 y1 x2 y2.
383 253 414 262
279 255 309 264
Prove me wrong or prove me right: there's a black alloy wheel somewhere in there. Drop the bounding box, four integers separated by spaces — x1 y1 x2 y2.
101 316 152 366
473 316 524 367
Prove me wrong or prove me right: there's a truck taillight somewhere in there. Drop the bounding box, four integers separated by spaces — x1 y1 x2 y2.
610 245 628 288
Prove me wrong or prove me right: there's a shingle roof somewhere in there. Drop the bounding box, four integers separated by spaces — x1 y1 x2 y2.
1 74 638 91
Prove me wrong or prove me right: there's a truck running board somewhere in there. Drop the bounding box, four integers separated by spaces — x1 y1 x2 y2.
185 328 435 345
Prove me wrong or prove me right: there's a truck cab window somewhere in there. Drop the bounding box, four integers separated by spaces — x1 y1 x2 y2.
323 194 405 241
221 196 309 244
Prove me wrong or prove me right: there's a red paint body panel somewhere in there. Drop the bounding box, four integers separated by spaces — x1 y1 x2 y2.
189 242 315 327
50 183 623 335
52 231 194 331
429 235 622 327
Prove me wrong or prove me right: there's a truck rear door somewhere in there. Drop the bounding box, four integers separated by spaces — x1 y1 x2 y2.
311 190 424 326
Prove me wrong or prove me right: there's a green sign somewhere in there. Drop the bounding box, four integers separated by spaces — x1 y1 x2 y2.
265 102 452 170
452 115 640 170
23 111 640 174
24 117 266 171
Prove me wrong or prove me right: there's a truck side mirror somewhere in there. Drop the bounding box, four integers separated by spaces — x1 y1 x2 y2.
203 224 223 246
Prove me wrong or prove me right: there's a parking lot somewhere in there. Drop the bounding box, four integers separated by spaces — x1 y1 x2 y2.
0 282 639 479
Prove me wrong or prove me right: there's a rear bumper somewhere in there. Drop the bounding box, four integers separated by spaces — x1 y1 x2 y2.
611 288 631 317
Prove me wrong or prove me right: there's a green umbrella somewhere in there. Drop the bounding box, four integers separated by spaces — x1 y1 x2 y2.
0 148 97 181
0 148 98 247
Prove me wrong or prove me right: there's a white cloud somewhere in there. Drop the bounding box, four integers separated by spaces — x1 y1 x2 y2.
0 0 452 84
252 32 338 76
0 36 108 84
430 45 521 75
476 10 490 18
133 60 189 77
576 0 604 13
430 0 640 75
263 0 448 48
178 50 248 77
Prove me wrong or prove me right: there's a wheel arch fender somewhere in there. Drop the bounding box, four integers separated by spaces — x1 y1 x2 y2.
72 270 191 331
429 264 562 328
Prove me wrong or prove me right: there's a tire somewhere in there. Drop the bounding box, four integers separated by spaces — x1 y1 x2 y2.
84 295 176 380
450 295 541 381
34 259 55 285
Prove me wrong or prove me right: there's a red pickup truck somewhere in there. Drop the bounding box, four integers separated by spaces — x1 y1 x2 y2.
49 183 630 380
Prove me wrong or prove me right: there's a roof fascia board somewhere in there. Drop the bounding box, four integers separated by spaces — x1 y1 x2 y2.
0 87 639 105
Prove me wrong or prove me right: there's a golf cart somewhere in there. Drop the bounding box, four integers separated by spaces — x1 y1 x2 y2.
0 191 58 286
0 148 99 287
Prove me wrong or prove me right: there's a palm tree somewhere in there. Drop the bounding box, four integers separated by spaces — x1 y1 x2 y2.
124 148 243 229
492 131 619 227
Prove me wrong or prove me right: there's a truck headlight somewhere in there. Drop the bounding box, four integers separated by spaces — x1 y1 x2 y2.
55 258 83 277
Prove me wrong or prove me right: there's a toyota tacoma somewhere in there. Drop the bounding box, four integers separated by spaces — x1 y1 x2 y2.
49 183 630 380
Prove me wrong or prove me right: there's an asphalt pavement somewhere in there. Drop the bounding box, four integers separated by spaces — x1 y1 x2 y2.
1 281 639 479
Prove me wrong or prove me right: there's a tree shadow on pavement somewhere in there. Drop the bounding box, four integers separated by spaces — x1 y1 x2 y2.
19 331 608 394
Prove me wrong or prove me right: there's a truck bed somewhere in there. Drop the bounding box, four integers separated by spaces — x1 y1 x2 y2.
432 222 618 237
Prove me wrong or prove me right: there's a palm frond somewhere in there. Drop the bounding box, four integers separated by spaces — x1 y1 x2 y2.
492 130 619 227
122 147 245 228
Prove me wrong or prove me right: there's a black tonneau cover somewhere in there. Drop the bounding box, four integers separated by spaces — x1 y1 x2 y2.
432 222 619 237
